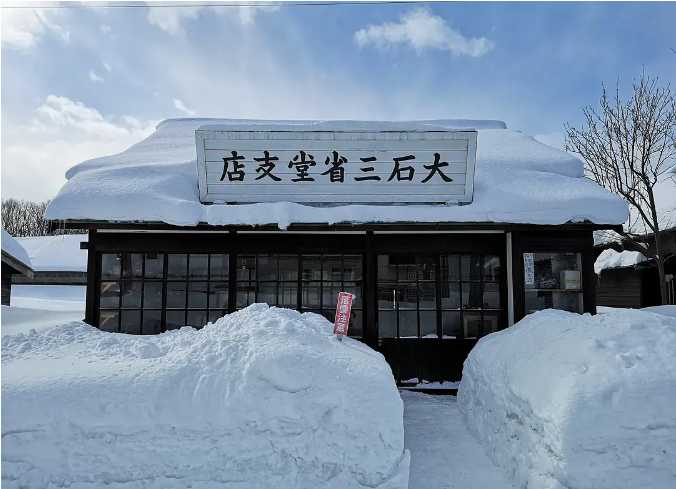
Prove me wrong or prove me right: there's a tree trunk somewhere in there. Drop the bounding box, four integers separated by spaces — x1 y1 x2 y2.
654 230 668 304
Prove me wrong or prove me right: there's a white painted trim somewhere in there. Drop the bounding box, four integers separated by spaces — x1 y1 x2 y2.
506 231 515 326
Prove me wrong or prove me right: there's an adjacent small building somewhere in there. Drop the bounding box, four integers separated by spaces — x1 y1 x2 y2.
45 118 628 382
13 234 88 286
1 229 33 305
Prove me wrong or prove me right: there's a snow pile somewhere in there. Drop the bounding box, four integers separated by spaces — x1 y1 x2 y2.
17 234 88 272
45 118 628 228
2 304 409 489
1 228 32 269
594 248 646 274
458 309 676 489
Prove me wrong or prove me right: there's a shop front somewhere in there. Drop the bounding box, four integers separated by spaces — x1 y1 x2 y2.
47 119 626 382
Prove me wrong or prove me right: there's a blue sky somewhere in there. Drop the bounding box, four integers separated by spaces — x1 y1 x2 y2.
2 1 675 201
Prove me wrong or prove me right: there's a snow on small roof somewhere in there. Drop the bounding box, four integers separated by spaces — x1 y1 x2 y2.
45 118 629 229
1 229 33 271
594 248 647 274
17 234 88 272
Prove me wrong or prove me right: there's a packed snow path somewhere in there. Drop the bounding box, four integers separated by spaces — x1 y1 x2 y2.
402 391 514 489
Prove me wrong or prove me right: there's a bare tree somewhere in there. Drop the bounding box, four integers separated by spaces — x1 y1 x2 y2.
566 73 676 303
1 199 51 237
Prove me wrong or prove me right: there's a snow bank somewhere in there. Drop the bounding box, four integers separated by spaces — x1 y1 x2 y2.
1 228 32 269
17 234 88 272
458 309 676 489
594 248 646 274
2 304 409 489
45 118 628 228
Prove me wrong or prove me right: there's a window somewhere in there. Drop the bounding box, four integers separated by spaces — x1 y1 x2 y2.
523 252 583 314
98 252 229 334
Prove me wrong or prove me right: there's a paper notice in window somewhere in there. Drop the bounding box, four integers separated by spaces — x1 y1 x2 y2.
524 253 535 286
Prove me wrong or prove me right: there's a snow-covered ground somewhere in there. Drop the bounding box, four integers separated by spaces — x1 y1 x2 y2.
459 308 676 489
403 392 514 489
2 304 409 489
10 284 86 311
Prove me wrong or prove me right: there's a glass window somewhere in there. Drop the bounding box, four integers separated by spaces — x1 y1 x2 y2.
167 254 187 279
120 281 142 308
210 254 229 280
523 252 583 314
145 253 164 278
122 254 143 278
99 310 119 332
143 282 163 309
121 310 141 334
189 254 209 279
142 311 163 335
101 253 121 280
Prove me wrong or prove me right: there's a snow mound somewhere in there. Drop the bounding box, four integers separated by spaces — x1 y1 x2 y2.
1 304 409 489
594 248 646 274
1 228 32 269
17 234 88 272
458 309 676 489
45 118 628 228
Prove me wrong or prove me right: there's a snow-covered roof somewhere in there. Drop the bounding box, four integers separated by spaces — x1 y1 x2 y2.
17 234 88 272
1 228 33 273
594 248 647 274
45 118 629 229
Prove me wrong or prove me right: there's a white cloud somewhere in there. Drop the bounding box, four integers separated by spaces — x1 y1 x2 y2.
354 9 494 57
1 8 69 50
88 70 104 83
1 95 156 201
173 98 195 116
146 5 279 35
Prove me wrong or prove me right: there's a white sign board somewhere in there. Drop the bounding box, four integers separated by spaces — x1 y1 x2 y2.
195 129 477 204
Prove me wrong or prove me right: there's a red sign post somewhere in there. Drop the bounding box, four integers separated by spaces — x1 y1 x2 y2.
333 292 354 340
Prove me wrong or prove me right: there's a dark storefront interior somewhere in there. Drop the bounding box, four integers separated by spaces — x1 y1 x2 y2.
89 229 594 382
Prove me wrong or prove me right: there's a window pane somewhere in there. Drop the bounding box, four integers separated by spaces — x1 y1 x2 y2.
236 282 255 308
302 255 322 281
100 281 120 308
377 255 397 281
189 254 209 279
278 255 298 281
378 310 396 338
209 282 228 310
120 310 141 335
483 283 500 309
342 283 362 308
462 255 481 281
463 311 483 339
322 282 342 309
279 282 297 308
120 281 142 308
186 310 207 329
101 253 121 280
442 311 461 339
418 282 436 309
258 282 277 306
440 282 460 309
462 283 483 309
483 255 501 282
441 255 460 282
398 284 417 310
99 310 119 332
142 310 162 335
527 291 583 313
166 310 185 330
377 283 396 310
143 282 162 308
257 255 277 281
348 309 363 338
344 255 362 281
527 252 582 290
236 255 256 281
166 282 186 308
188 281 208 309
167 254 187 279
122 253 143 278
420 311 437 338
323 255 343 281
210 254 229 280
482 312 501 336
399 311 418 338
145 253 164 278
302 282 321 308
418 257 436 281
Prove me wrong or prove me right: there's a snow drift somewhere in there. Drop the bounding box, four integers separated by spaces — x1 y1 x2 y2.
458 308 676 489
1 304 409 489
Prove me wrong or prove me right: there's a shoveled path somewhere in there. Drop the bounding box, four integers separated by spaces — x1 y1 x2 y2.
402 391 515 489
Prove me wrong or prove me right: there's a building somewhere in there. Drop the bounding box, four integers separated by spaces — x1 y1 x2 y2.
1 229 33 305
12 234 88 286
45 119 628 382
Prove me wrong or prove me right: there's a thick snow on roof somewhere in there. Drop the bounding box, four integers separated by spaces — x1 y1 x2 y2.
594 248 647 274
1 229 32 270
17 234 88 272
45 118 628 228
